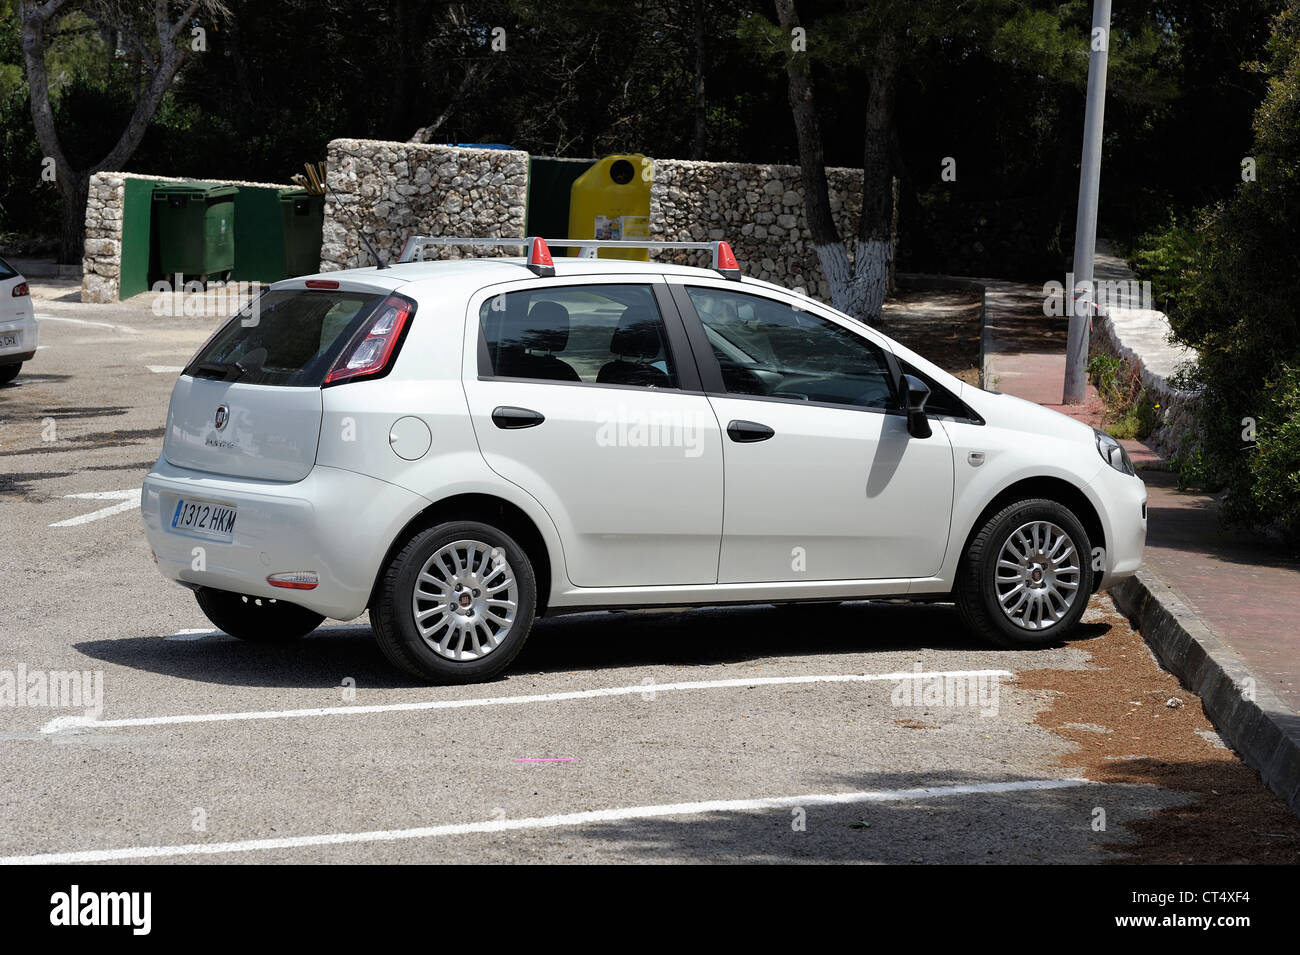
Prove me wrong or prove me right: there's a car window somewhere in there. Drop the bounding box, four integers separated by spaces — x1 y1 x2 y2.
686 286 897 410
479 284 678 388
185 289 384 386
0 257 17 281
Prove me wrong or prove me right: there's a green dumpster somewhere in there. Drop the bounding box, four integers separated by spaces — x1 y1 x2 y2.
152 183 236 280
279 189 325 277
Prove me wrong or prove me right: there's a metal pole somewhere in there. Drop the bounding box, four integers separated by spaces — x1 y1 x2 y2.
1063 0 1111 404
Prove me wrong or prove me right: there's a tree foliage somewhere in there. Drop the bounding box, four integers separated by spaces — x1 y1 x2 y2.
1165 1 1300 539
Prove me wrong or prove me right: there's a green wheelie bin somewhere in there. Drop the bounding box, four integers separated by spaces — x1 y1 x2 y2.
152 182 237 281
279 188 325 277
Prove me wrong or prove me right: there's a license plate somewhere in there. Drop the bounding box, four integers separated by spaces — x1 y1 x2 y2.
0 334 16 349
171 498 237 540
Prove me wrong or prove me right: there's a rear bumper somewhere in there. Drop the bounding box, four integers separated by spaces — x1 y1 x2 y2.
141 459 431 619
0 313 37 362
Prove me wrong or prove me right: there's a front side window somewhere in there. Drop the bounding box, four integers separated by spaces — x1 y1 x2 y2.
479 284 677 388
686 286 897 409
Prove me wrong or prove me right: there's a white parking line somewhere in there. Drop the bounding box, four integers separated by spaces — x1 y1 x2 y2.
49 489 141 527
146 365 184 373
0 778 1089 865
35 314 140 335
39 669 1014 734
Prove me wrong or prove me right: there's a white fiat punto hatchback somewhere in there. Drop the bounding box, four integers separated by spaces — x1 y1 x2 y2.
142 237 1146 683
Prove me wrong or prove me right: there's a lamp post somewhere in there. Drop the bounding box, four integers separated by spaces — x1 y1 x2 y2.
1063 0 1112 404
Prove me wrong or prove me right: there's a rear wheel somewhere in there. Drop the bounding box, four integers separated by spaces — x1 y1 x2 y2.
194 587 325 642
956 499 1093 648
0 363 20 385
371 521 537 684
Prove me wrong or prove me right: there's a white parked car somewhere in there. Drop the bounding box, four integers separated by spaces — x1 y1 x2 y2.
141 237 1146 683
0 255 38 385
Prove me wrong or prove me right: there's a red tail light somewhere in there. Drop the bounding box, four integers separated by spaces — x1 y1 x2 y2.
11 282 28 297
324 294 415 385
305 279 340 289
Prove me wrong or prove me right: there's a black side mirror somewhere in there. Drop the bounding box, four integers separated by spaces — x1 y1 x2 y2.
901 373 932 438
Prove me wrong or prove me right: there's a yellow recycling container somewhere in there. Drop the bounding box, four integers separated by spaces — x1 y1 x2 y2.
567 154 651 260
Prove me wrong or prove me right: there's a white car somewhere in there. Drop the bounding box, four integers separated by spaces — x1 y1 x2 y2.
141 237 1146 684
0 256 38 385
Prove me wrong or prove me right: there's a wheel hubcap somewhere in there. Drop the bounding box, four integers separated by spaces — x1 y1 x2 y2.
994 520 1081 631
411 540 517 660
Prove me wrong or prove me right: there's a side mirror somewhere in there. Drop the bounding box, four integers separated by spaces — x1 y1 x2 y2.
901 373 932 438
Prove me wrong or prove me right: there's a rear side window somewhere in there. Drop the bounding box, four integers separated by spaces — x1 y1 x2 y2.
0 257 17 281
185 289 385 386
479 284 678 389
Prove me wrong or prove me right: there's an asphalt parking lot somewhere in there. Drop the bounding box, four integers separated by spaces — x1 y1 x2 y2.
2 280 1297 865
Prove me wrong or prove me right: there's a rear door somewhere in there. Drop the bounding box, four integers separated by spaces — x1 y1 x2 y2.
166 286 388 481
462 277 724 588
671 280 955 584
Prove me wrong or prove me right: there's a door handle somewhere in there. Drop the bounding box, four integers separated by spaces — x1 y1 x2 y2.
726 419 775 443
492 406 545 429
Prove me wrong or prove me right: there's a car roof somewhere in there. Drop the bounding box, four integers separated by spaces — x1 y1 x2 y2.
282 255 750 292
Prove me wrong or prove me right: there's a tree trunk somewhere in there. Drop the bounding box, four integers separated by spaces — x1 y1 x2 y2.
57 170 88 265
773 0 854 313
850 27 901 322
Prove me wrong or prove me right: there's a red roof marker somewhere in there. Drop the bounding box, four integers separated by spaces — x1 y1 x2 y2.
527 236 556 277
714 241 742 280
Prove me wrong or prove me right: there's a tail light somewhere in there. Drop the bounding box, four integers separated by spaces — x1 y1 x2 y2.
324 294 415 385
12 282 28 297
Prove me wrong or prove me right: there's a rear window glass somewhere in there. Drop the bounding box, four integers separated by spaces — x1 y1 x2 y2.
0 257 17 281
185 289 384 386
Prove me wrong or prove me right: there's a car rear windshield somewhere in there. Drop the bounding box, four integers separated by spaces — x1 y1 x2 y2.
0 257 17 281
184 289 385 386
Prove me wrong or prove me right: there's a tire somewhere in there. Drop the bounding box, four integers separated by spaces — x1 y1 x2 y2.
371 521 537 684
955 498 1093 649
0 363 20 386
195 587 325 642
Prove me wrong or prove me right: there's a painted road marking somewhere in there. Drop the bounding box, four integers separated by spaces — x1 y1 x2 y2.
0 778 1089 865
35 314 140 335
146 365 184 373
40 669 1014 734
49 489 141 527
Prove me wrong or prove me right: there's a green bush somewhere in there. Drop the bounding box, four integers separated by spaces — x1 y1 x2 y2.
1128 214 1205 315
1086 353 1158 441
1165 3 1300 542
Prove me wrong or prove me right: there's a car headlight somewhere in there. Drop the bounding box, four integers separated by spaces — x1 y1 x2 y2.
1094 429 1135 476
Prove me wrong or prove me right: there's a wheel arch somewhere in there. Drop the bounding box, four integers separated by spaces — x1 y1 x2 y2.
958 476 1105 592
368 493 556 616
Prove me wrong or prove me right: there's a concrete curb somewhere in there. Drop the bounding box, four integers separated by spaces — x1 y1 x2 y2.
1110 567 1300 818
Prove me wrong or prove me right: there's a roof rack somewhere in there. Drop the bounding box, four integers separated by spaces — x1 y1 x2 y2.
395 235 742 281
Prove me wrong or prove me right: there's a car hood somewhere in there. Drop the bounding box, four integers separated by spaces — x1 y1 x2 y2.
964 387 1097 442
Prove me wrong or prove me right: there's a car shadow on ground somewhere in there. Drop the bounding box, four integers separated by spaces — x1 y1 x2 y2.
71 600 1111 691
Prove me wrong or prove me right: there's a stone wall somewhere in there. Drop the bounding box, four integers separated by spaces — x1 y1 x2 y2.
650 159 863 300
320 139 529 270
81 171 291 303
81 173 129 303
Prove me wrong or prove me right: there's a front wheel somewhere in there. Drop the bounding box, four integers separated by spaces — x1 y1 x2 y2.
195 587 325 642
371 521 537 684
955 499 1093 648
